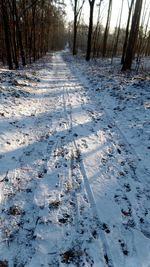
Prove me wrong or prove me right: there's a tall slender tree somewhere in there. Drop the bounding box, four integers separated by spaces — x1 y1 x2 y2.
122 0 143 70
145 31 150 56
102 0 112 57
0 0 13 69
13 0 26 66
71 0 85 55
93 0 103 57
86 0 95 61
121 0 134 64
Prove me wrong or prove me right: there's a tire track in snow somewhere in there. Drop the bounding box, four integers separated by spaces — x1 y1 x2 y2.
59 72 97 265
61 66 115 267
65 54 150 242
63 56 150 267
38 56 93 266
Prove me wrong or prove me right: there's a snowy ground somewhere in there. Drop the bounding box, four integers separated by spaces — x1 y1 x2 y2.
0 52 150 267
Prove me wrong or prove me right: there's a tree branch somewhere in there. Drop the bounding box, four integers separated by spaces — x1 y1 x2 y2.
19 0 39 19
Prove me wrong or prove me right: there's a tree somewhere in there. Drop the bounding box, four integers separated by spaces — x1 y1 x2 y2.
14 0 26 66
121 0 134 64
145 31 150 56
102 0 112 57
0 0 13 69
92 0 103 57
122 0 143 70
0 0 66 68
86 0 95 61
71 0 85 55
136 4 150 60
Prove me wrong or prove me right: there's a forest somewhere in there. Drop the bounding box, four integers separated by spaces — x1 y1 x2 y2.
0 0 150 70
0 1 150 267
0 0 65 69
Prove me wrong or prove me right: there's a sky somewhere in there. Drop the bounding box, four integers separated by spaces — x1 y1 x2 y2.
65 0 129 30
65 0 150 31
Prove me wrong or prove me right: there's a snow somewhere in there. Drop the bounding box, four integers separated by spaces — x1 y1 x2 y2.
0 52 150 267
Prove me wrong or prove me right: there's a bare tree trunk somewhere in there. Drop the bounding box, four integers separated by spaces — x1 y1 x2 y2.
86 0 95 61
122 0 143 70
29 4 36 63
92 0 102 58
145 31 150 56
102 0 112 57
72 0 85 55
32 4 36 61
1 0 13 69
136 6 150 59
121 0 134 64
73 0 78 55
12 0 19 68
14 0 26 66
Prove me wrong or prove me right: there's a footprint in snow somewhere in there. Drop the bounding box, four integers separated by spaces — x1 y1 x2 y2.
123 183 131 192
81 139 88 149
38 168 47 178
118 239 129 256
55 162 62 169
58 213 72 224
8 205 24 216
61 249 82 265
101 223 111 234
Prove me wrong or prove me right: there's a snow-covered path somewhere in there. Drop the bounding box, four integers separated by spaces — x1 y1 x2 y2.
0 52 150 267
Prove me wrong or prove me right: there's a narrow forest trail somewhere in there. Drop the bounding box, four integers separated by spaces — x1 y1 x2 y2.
0 52 150 267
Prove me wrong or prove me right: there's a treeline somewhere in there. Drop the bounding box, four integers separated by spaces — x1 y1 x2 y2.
69 0 150 70
0 0 65 69
1 0 150 71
